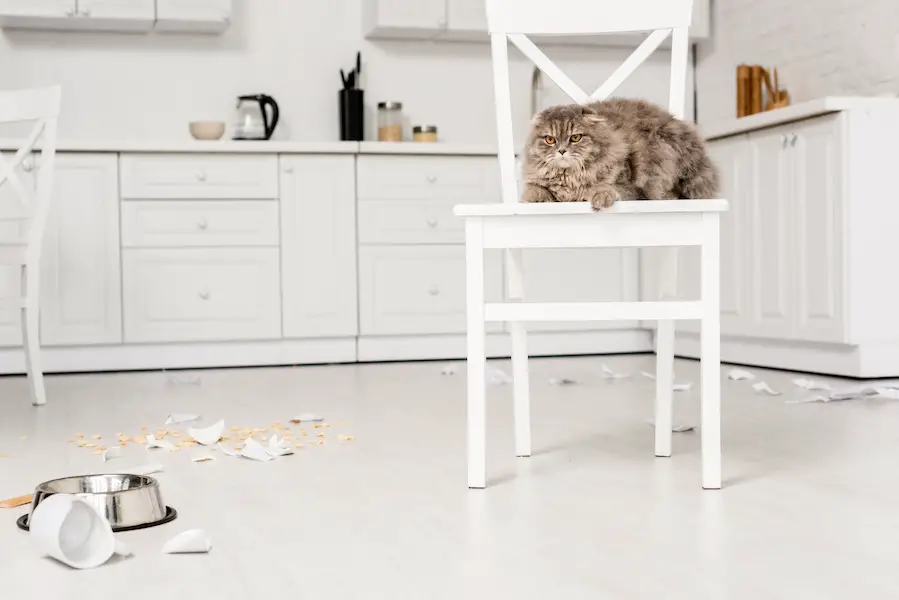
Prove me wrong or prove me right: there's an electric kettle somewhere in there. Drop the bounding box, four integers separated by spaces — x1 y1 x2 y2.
232 94 280 140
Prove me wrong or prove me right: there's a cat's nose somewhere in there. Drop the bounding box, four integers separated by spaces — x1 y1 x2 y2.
558 149 567 155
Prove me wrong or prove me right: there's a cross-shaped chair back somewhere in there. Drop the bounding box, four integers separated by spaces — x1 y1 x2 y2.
486 0 694 204
0 86 61 255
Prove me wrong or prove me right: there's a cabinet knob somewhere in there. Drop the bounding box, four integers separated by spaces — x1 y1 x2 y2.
283 166 294 174
196 171 207 182
22 157 33 172
198 290 210 300
426 218 437 228
426 174 437 184
790 134 798 146
428 286 440 296
197 219 209 230
781 134 788 148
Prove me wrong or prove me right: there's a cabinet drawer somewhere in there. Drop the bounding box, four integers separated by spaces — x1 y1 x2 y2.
358 199 462 244
357 156 499 202
123 248 281 343
359 246 503 335
120 154 278 199
122 200 278 247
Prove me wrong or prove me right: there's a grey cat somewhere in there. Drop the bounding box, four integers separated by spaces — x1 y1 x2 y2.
521 98 719 211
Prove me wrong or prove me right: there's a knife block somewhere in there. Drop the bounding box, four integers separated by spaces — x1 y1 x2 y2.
339 89 364 141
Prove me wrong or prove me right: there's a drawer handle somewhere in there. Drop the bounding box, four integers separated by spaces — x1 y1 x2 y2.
197 219 209 230
790 133 798 147
22 157 34 172
198 290 210 300
426 218 438 228
428 286 440 296
426 174 437 184
196 171 207 182
283 166 294 174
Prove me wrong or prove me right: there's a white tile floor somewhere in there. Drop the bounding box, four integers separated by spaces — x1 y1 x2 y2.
2 355 899 598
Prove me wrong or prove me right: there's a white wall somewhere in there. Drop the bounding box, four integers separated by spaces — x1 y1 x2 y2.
0 0 691 145
695 0 899 126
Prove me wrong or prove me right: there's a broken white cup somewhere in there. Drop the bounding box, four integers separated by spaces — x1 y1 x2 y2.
30 494 118 569
239 437 274 462
162 529 212 554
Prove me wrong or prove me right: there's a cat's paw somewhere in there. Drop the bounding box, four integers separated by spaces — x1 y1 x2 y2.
589 187 619 211
522 185 555 203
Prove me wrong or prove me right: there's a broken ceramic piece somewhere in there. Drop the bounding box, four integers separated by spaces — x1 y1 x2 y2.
601 364 630 380
727 368 756 381
187 420 224 446
165 413 200 426
266 435 294 457
101 446 123 462
162 529 212 554
752 381 782 396
239 437 274 462
146 435 176 452
290 413 324 423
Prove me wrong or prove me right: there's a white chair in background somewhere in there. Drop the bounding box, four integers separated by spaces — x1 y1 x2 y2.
0 86 61 406
454 0 727 489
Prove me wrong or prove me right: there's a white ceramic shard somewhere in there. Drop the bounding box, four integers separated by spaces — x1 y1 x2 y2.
727 368 756 381
601 364 629 379
216 443 238 457
165 413 200 426
267 435 294 457
291 413 324 423
101 446 123 462
162 529 212 554
752 381 782 396
188 419 224 446
239 437 274 462
146 435 176 452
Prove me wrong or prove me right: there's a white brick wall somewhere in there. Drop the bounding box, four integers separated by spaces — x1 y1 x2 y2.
695 0 899 126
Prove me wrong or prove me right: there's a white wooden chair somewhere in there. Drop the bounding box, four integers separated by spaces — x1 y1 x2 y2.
454 0 727 489
0 86 61 406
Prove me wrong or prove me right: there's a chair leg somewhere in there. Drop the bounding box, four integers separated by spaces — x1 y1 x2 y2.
466 220 487 489
507 249 531 458
654 320 674 457
20 264 46 406
700 215 721 490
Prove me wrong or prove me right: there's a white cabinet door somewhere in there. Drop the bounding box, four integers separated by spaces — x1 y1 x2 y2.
747 123 794 339
791 115 846 343
155 0 231 32
280 155 358 339
440 0 487 41
363 0 446 39
78 0 153 27
0 0 73 19
520 249 639 332
0 159 34 347
40 154 122 346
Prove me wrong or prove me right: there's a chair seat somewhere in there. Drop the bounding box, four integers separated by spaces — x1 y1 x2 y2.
453 199 728 217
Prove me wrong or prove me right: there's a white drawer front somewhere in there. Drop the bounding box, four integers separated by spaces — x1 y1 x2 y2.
122 200 279 247
123 248 281 343
359 246 503 335
120 154 278 199
357 156 499 202
358 199 462 245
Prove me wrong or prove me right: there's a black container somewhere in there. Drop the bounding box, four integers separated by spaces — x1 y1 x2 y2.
339 89 364 141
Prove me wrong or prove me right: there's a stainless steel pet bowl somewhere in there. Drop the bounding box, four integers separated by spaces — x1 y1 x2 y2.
16 474 177 532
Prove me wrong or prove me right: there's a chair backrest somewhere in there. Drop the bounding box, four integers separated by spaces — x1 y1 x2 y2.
0 85 61 249
486 0 693 204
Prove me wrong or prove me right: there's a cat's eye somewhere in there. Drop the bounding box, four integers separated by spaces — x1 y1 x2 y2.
570 134 583 143
543 135 556 145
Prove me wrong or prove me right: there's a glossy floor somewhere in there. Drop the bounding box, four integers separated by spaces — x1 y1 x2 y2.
1 355 898 599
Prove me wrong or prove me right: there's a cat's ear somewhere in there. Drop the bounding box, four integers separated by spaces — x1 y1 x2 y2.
579 106 605 126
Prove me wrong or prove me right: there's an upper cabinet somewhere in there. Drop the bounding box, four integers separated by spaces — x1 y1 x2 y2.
365 0 710 44
0 0 231 33
363 0 446 39
156 0 231 33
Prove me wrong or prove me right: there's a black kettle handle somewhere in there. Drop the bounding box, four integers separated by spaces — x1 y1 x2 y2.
260 95 279 139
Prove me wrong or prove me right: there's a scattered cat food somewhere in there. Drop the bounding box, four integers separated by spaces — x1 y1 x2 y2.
92 434 102 440
338 435 355 442
0 494 33 509
191 454 216 463
290 413 324 424
752 381 781 396
75 433 84 438
294 442 304 448
0 454 13 459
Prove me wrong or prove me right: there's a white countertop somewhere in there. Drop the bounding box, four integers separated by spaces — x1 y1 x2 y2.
0 138 499 156
703 96 899 140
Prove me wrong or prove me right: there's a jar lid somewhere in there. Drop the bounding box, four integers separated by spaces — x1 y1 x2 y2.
377 101 403 110
413 125 438 133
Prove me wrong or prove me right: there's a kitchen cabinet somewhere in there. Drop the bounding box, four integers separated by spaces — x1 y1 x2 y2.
366 0 710 44
362 0 446 39
521 249 639 332
155 0 232 33
0 0 154 31
280 155 358 339
40 154 123 346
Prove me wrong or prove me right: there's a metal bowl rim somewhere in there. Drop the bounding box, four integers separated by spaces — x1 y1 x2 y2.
34 473 160 496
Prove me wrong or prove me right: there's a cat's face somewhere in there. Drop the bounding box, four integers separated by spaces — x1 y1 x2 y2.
526 105 603 171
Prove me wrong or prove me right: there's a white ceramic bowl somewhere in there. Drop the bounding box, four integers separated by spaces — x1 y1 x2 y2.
189 121 226 141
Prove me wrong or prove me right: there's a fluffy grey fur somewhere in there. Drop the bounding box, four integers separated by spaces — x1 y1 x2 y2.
521 98 719 211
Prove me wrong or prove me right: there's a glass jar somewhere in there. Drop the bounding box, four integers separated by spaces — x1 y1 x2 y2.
412 125 438 142
377 101 404 142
